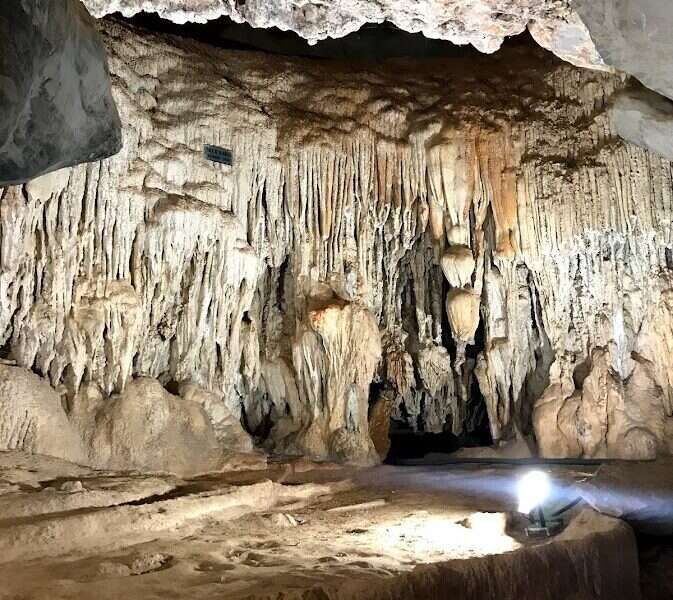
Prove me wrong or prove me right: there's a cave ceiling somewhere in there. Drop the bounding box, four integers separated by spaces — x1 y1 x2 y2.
82 0 607 70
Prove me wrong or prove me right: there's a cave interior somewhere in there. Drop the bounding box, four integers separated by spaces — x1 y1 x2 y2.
1 1 673 599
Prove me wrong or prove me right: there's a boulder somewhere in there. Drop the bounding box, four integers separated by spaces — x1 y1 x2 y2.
0 0 121 185
72 378 225 476
179 382 254 452
0 365 87 464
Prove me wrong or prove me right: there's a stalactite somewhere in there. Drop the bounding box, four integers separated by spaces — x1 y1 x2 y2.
2 20 673 462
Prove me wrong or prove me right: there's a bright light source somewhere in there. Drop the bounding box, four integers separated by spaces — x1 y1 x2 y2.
517 470 551 514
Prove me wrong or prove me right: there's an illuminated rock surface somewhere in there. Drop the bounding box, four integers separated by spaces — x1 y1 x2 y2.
2 19 673 464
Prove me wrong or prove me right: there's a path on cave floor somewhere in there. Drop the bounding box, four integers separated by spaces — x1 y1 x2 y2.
0 451 634 600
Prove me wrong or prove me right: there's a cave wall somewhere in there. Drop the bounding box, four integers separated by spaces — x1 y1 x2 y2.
1 20 673 465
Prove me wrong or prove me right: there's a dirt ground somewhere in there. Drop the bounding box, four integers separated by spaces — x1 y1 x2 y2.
0 452 643 600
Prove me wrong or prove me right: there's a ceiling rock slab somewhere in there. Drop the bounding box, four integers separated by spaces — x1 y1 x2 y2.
0 0 122 186
575 0 673 102
610 86 673 162
83 0 605 66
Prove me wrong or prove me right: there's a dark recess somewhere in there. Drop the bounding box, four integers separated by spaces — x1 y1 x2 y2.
113 12 536 61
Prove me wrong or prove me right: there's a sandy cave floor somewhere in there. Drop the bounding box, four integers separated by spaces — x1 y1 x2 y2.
0 452 639 599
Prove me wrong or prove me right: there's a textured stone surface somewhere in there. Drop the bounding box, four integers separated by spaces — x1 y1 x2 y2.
2 21 673 461
0 0 121 186
83 1 573 53
575 0 673 101
0 365 87 464
71 378 228 475
611 86 673 161
285 296 382 465
534 349 669 459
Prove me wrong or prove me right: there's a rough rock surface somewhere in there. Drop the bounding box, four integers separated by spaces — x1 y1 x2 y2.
0 365 87 464
611 87 673 162
3 21 673 461
575 0 673 101
71 378 229 475
83 1 590 58
579 461 673 536
281 293 381 464
0 0 121 186
81 0 673 128
534 349 670 459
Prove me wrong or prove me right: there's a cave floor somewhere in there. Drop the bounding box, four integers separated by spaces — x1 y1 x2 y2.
0 452 641 600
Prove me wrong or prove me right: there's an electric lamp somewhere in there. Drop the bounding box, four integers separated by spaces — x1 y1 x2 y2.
517 470 564 537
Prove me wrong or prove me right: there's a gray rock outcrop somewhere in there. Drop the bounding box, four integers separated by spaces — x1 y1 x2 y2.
0 0 121 186
610 86 673 161
575 0 673 101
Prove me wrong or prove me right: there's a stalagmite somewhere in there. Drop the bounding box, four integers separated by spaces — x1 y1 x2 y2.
286 293 381 465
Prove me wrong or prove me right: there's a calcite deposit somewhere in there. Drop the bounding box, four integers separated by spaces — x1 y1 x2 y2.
1 15 673 468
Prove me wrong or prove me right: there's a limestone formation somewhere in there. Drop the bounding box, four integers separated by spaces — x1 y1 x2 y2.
2 18 673 462
71 378 227 475
83 0 588 58
0 0 121 186
534 349 670 459
286 294 382 465
0 365 87 464
368 389 395 460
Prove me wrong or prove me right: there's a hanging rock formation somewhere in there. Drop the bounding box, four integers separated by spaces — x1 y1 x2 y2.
82 0 596 61
2 19 673 464
0 0 121 186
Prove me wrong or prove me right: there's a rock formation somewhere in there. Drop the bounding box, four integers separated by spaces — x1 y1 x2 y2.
0 0 121 186
80 1 673 168
0 364 87 464
82 0 593 59
1 15 673 466
574 0 673 101
611 87 673 162
71 378 232 475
